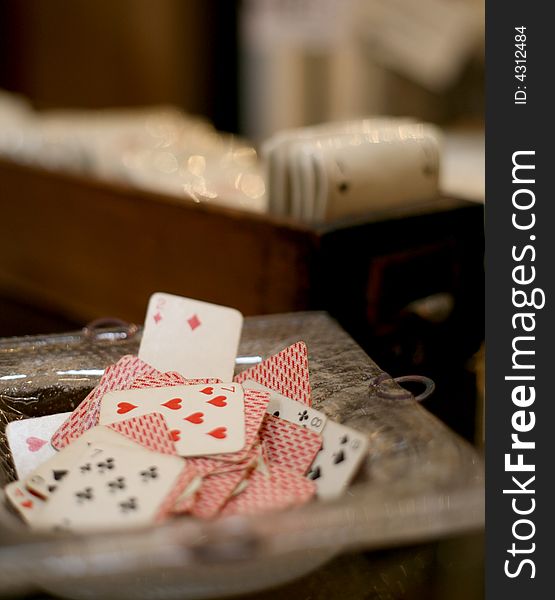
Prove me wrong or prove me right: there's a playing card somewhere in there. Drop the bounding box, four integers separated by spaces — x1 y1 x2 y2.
32 442 191 533
139 292 243 381
220 464 316 517
51 355 161 450
107 412 177 455
171 475 203 514
26 425 141 499
4 481 45 524
5 412 71 480
242 380 326 434
306 420 369 500
259 415 322 475
188 442 261 476
206 389 269 463
190 468 248 519
234 342 312 407
99 384 246 457
151 463 200 521
130 373 222 390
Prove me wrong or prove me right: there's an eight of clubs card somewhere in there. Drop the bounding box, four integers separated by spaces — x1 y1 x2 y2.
242 380 326 434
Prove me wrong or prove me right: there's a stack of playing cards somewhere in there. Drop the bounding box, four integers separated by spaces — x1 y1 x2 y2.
262 119 441 222
3 293 369 532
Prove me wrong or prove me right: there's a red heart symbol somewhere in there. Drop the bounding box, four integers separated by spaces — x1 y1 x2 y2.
26 437 47 452
21 500 33 509
117 402 137 415
184 412 204 424
162 397 182 410
170 429 181 442
200 387 214 395
207 395 227 408
207 427 227 439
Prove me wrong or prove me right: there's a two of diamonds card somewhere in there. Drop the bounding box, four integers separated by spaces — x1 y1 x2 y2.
139 293 243 381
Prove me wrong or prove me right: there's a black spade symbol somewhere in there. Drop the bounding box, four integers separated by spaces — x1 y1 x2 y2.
333 450 345 465
308 466 321 480
273 410 280 417
53 469 68 481
340 435 348 445
48 485 57 493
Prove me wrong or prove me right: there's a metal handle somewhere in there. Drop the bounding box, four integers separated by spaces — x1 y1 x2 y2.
82 318 139 340
370 373 435 402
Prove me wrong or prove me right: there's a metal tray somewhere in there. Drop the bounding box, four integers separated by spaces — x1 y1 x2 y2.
0 312 484 599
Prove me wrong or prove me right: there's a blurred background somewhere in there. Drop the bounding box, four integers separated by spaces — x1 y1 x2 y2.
0 0 484 135
0 1 484 598
0 0 484 442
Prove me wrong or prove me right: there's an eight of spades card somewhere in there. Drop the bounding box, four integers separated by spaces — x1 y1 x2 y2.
307 420 369 500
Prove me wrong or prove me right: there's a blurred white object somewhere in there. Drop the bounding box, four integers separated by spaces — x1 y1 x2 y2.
440 130 485 203
0 94 266 214
263 118 442 222
240 0 389 142
240 0 483 141
357 0 483 91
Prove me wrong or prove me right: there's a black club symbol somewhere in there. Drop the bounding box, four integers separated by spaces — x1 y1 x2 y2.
79 463 92 474
298 410 309 423
96 458 115 473
140 466 158 481
75 487 94 503
107 477 126 492
119 497 138 513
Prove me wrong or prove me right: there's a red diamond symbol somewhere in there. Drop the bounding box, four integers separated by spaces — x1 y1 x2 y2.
153 312 163 324
187 314 201 331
